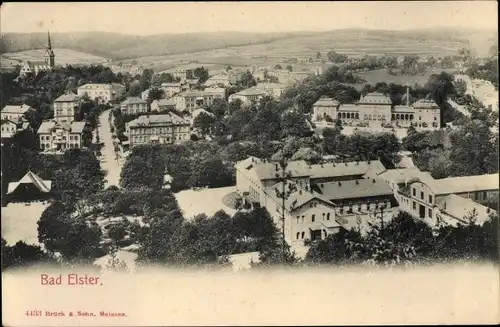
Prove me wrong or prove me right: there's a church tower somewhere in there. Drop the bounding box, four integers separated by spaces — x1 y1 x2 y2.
44 30 55 69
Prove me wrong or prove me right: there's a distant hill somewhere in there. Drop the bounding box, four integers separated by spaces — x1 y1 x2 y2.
0 31 313 60
0 27 496 62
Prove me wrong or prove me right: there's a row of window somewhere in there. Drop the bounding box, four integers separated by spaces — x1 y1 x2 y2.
412 201 433 219
412 187 434 204
130 127 188 134
296 212 331 223
1 126 16 132
40 143 80 150
132 134 188 143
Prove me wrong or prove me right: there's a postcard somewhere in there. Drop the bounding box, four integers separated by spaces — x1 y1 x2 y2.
1 1 499 326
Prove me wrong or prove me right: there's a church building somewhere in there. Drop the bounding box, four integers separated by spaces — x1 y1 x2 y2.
19 31 56 78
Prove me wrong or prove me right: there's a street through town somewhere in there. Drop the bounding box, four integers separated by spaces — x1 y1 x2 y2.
98 109 123 188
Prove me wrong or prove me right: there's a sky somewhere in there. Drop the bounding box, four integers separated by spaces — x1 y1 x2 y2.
1 1 498 35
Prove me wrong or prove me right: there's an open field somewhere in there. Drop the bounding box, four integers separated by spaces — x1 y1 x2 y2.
0 48 108 69
355 68 458 86
1 201 49 246
175 186 238 220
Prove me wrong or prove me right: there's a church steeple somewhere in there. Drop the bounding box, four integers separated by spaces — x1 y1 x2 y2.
44 30 55 69
47 30 52 50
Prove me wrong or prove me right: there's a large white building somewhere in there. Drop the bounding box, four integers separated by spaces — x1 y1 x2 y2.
77 83 126 104
37 120 86 152
235 157 393 245
312 92 441 130
126 113 191 148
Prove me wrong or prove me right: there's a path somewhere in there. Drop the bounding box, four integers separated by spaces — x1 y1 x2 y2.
98 109 124 188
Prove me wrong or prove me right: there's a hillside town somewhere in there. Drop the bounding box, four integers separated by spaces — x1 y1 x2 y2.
1 29 498 272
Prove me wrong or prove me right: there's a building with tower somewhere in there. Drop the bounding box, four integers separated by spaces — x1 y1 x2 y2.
19 31 55 78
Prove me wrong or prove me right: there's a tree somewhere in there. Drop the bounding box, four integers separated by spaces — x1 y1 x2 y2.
147 87 165 102
127 80 142 97
316 52 322 59
305 229 363 265
193 112 216 137
108 224 127 246
274 64 282 70
193 67 209 84
139 68 154 92
290 147 321 164
1 239 57 270
286 65 293 72
240 71 257 88
38 201 103 263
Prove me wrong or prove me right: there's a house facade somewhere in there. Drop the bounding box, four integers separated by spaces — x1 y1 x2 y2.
120 97 149 115
127 113 191 147
174 88 225 112
228 87 271 106
77 83 126 104
255 83 287 100
160 82 190 98
37 120 86 152
150 99 177 112
311 92 441 130
53 92 80 123
1 104 34 121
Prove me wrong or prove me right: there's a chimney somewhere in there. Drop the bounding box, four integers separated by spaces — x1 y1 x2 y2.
406 87 410 106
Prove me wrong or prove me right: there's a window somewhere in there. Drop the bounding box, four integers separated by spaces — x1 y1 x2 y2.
428 195 433 204
420 191 424 200
412 201 416 210
312 214 315 222
296 232 300 240
434 117 437 121
412 188 416 196
483 191 487 200
301 232 305 239
301 215 305 223
326 213 330 220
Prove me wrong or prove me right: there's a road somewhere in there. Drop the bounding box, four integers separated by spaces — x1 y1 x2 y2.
98 109 124 188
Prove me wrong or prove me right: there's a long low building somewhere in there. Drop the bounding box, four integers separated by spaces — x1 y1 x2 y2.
380 167 499 227
126 113 191 147
235 156 394 245
77 83 126 104
312 92 441 130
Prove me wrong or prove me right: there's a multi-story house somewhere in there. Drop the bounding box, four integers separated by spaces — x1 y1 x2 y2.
77 83 126 104
204 72 241 87
126 113 191 148
174 88 225 112
228 87 272 106
150 99 177 112
160 82 190 98
312 97 340 121
53 92 80 123
37 120 86 152
1 119 30 145
1 104 34 121
255 83 287 100
235 157 392 245
412 99 441 128
120 97 149 115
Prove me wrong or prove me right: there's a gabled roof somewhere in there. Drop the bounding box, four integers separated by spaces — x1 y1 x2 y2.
318 178 393 201
431 173 499 195
436 194 494 225
37 120 86 134
268 181 333 212
1 104 33 114
234 156 263 171
153 99 176 107
233 87 270 97
253 160 311 181
128 113 189 128
413 99 440 109
358 92 392 105
54 92 79 102
7 171 52 194
309 160 387 179
313 97 339 107
379 168 434 185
